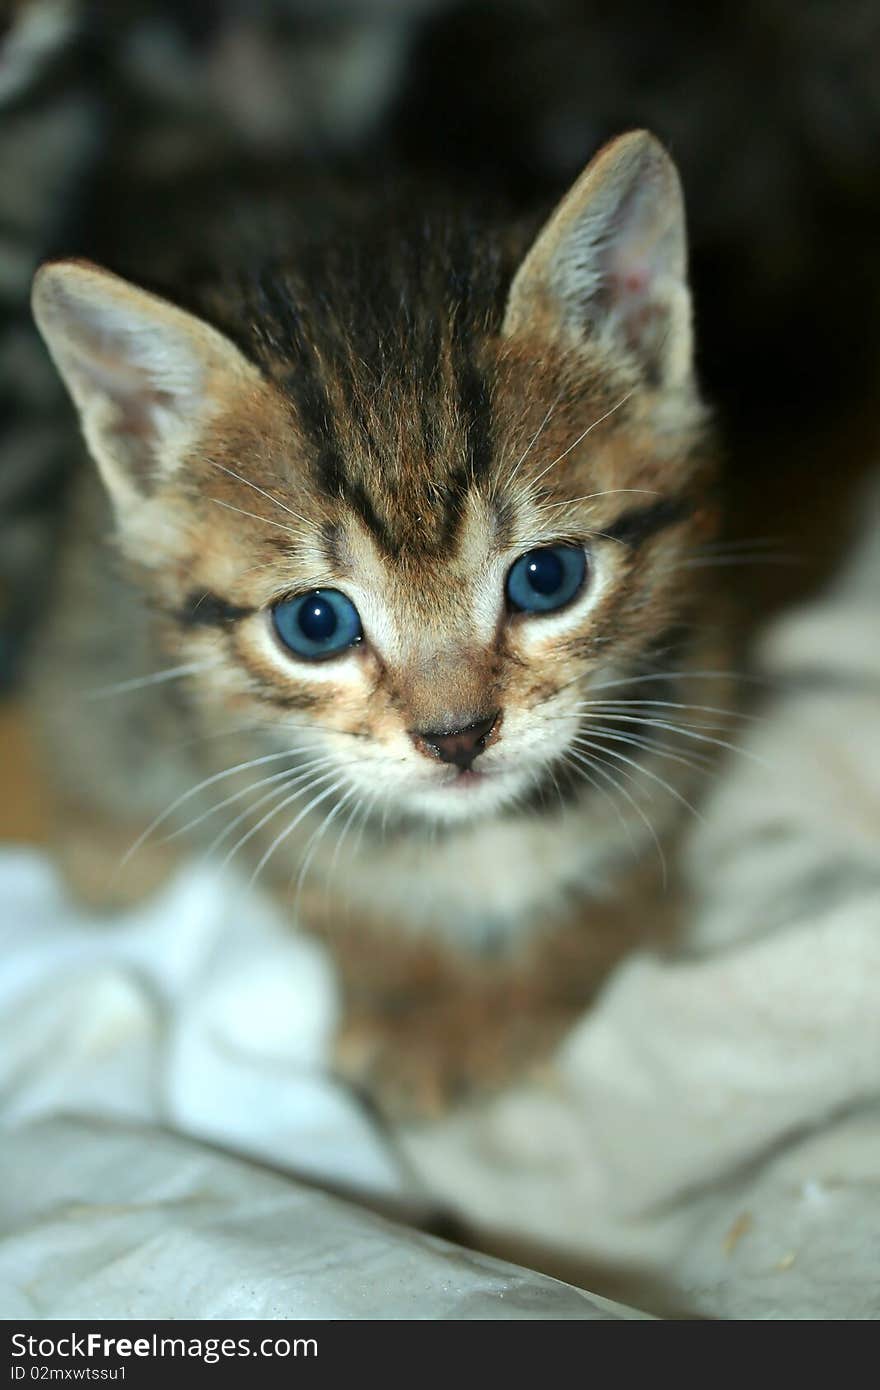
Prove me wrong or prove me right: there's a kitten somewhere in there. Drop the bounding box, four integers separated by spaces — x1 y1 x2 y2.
30 132 728 1118
0 0 440 686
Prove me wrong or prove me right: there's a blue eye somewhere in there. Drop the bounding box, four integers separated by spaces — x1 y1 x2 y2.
505 546 588 614
272 589 363 660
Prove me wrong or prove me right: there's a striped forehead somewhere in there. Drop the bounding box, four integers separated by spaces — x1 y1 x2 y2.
259 293 496 556
333 491 503 661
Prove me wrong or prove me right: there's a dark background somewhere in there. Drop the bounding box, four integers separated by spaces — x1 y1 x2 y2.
2 0 880 701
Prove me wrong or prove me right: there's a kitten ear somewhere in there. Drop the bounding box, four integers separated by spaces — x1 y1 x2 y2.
503 130 693 387
32 259 262 510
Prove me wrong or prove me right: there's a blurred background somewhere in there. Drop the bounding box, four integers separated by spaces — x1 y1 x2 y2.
2 0 880 839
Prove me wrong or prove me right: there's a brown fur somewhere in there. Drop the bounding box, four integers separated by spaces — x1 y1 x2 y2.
29 133 733 1119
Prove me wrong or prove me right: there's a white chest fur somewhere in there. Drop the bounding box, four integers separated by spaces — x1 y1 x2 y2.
310 799 646 948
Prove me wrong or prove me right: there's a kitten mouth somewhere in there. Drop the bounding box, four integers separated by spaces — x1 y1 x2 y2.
447 768 487 788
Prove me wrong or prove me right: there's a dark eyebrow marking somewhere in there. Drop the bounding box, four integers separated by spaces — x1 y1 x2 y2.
321 521 345 571
170 592 255 629
346 478 401 557
603 496 693 547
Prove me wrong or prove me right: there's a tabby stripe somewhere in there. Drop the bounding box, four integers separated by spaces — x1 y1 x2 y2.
347 478 402 556
170 592 254 629
254 271 339 466
454 347 494 482
604 496 693 546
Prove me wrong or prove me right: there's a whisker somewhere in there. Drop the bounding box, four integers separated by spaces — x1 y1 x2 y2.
573 727 713 774
85 661 219 700
292 784 360 915
351 784 381 862
571 707 738 733
574 698 750 718
586 669 769 694
329 787 367 879
579 714 769 766
166 719 368 753
206 770 333 859
545 759 566 814
566 746 667 886
202 774 305 860
572 734 704 823
558 750 636 856
208 460 312 528
532 654 755 710
504 395 561 490
165 755 332 845
535 487 661 515
208 496 303 538
117 748 302 872
524 390 633 490
222 767 343 872
333 783 383 923
249 776 349 889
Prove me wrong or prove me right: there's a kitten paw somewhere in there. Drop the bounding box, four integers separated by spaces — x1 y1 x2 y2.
332 990 570 1123
53 821 179 913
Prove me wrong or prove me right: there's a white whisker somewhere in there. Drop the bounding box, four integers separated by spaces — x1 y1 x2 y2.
567 746 667 886
85 661 219 700
576 727 713 774
208 460 312 528
205 768 330 860
505 395 560 489
208 496 303 538
559 750 636 856
536 487 660 514
117 748 302 872
292 784 361 914
572 733 704 823
587 669 765 693
524 390 633 491
223 767 343 872
579 714 769 767
249 776 349 889
329 788 367 879
166 755 332 845
575 698 752 719
572 707 738 733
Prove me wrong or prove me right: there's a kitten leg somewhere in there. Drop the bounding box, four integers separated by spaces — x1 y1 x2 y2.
308 880 673 1122
51 808 180 913
331 947 577 1121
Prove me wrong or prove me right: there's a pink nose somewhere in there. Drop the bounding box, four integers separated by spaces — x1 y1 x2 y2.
412 712 499 769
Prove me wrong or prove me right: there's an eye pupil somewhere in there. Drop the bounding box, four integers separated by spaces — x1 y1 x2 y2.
299 598 337 643
525 550 564 595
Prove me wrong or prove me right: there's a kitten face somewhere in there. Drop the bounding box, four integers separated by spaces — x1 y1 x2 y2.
33 131 716 832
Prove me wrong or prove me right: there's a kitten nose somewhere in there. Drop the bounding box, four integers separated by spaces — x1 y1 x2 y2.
413 712 499 770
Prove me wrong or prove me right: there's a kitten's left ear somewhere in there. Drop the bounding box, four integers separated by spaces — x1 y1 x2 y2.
32 258 263 513
503 130 693 388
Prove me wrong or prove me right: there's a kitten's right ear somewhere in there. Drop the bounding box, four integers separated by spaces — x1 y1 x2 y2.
503 130 693 388
32 259 263 511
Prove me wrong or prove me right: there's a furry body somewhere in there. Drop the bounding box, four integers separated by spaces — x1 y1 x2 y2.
30 135 730 1115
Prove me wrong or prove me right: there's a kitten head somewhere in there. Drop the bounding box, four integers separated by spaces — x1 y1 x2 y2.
33 131 716 830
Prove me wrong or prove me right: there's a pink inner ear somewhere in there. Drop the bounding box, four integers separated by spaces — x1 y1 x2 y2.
621 269 650 294
606 250 672 371
83 351 160 439
607 264 652 314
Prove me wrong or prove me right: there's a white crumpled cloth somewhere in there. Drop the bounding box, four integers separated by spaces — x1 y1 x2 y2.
400 478 880 1319
2 479 879 1319
0 852 638 1318
0 1118 637 1319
